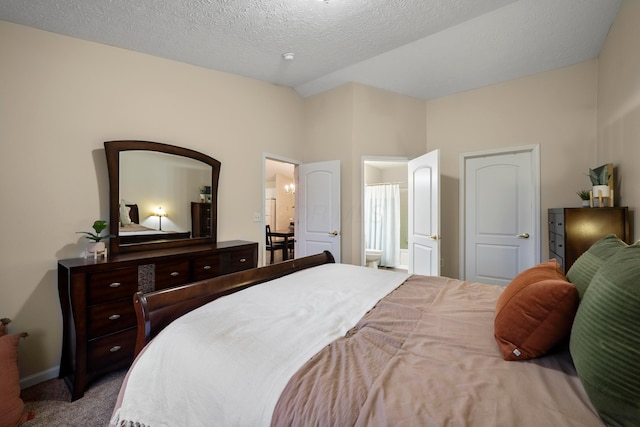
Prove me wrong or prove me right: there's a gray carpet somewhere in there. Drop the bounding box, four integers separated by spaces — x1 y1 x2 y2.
20 369 126 427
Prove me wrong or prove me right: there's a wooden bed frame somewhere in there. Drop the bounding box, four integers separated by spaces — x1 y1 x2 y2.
126 204 141 224
133 251 336 355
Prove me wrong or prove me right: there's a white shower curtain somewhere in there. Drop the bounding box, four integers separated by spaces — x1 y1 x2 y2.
364 184 400 267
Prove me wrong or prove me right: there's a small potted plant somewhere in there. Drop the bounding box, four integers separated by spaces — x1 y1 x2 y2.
577 190 591 207
589 167 610 198
77 220 114 258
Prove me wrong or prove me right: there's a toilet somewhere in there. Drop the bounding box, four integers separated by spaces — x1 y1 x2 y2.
365 249 383 268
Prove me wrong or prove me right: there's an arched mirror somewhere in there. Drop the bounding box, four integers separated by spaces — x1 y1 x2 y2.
105 140 220 254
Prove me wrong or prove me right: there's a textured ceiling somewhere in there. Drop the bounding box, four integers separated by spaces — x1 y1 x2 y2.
0 0 621 100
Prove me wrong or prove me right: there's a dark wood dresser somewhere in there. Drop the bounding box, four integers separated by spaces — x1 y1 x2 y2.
191 202 212 238
57 240 257 400
548 207 630 273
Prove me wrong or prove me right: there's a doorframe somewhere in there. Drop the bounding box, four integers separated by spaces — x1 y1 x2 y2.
458 145 541 279
361 155 409 267
262 153 300 267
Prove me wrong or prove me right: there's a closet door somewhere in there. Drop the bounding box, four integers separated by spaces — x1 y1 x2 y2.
296 160 341 262
461 146 540 285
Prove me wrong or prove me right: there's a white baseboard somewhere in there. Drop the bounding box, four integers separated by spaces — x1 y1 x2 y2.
20 365 59 389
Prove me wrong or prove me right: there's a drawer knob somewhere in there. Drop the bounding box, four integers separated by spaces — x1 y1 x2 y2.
239 258 247 263
108 314 121 320
170 271 180 277
110 345 122 353
203 265 211 270
109 282 122 288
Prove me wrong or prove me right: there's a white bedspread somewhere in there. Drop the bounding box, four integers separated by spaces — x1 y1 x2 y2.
111 263 409 427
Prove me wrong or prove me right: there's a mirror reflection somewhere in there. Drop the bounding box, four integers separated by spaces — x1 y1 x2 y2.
118 151 212 244
105 140 220 255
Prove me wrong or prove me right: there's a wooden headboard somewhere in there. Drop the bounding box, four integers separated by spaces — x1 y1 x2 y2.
133 251 336 355
126 204 140 224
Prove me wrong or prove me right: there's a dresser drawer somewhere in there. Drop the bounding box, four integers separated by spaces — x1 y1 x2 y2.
87 299 136 339
87 328 136 373
155 260 190 290
549 232 565 256
86 267 139 305
548 213 565 236
226 248 256 273
200 204 212 217
192 254 223 281
553 235 565 257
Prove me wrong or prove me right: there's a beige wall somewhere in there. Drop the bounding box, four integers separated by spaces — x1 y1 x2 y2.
0 21 304 380
301 84 356 262
351 85 427 264
597 0 640 239
426 60 598 277
302 84 426 265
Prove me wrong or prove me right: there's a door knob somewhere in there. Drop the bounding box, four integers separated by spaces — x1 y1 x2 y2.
328 231 340 236
517 233 530 238
428 235 441 240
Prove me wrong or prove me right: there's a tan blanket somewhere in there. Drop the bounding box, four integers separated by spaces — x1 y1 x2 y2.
272 275 603 426
119 223 154 233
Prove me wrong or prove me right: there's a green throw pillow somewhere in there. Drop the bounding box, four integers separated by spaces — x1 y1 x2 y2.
569 245 640 426
566 234 627 298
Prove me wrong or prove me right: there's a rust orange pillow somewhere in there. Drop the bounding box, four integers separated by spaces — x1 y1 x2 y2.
494 259 579 361
0 320 30 427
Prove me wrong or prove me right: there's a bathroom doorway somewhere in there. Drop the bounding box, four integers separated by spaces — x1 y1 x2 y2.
362 157 409 271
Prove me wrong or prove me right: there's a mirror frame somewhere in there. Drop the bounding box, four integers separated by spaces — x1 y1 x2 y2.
105 140 220 255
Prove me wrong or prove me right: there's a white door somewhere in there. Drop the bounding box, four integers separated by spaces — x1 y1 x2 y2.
296 160 341 262
461 146 540 285
408 150 440 275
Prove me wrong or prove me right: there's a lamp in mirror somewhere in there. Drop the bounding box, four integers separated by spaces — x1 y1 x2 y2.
153 206 167 230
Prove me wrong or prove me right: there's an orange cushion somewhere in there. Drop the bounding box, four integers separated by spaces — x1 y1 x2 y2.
494 259 579 361
0 331 29 427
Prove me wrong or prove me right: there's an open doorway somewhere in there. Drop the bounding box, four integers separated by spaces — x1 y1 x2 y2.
362 158 409 272
264 157 297 265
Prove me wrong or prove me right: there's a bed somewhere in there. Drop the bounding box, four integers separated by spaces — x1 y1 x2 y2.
119 203 191 244
110 235 640 426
